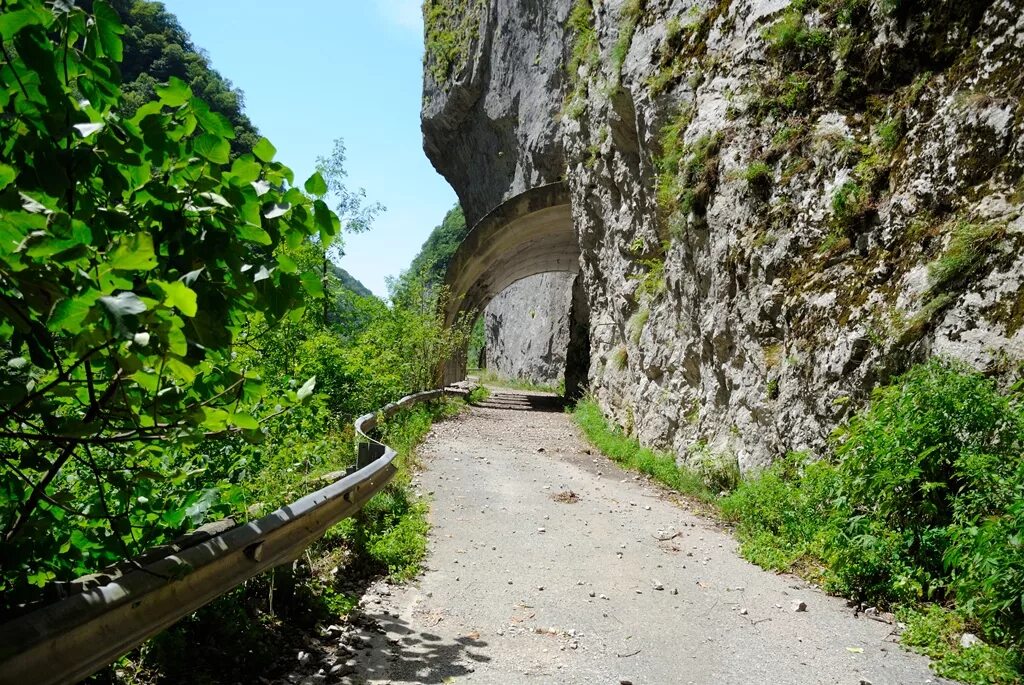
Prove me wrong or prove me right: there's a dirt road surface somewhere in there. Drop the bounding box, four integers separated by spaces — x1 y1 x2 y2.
337 396 947 684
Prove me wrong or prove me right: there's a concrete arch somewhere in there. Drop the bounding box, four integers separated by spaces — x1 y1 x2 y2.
443 182 576 328
441 183 584 385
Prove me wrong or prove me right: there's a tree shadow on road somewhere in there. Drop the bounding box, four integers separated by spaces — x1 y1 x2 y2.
342 609 491 683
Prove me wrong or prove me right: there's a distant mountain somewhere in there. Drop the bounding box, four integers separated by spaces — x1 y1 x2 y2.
329 262 373 298
393 204 468 300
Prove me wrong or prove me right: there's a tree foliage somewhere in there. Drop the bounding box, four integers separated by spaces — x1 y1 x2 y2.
390 203 467 300
79 0 262 155
0 0 337 605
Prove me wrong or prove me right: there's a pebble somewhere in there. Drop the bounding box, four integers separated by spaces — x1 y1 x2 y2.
792 599 807 612
960 632 983 649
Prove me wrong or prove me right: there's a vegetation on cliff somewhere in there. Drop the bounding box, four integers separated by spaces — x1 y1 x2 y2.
422 0 487 84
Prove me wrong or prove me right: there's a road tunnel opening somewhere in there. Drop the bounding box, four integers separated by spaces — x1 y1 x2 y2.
442 183 589 394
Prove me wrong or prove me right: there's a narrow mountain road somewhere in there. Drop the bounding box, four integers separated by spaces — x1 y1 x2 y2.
342 393 947 684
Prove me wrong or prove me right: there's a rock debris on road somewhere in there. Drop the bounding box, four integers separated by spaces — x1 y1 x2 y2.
299 396 949 685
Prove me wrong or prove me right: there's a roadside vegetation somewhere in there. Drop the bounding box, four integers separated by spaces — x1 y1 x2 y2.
474 368 564 395
575 360 1024 684
0 1 472 681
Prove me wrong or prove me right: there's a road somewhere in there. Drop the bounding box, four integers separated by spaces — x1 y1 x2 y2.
336 394 946 684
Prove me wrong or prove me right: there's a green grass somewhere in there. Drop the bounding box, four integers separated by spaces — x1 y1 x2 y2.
627 306 650 344
611 0 643 79
899 605 1023 684
474 368 563 395
928 221 1007 292
573 398 714 502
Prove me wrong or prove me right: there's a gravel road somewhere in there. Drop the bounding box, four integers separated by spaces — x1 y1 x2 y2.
338 396 948 685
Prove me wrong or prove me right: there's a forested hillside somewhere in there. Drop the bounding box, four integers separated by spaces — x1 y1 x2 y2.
393 203 467 293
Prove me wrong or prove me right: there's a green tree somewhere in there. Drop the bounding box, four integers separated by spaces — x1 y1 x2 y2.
79 0 262 154
0 0 337 604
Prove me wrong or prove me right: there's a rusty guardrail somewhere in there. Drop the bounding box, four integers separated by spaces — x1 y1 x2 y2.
0 386 468 685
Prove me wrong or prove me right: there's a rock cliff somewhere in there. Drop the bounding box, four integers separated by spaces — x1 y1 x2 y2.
484 272 575 385
422 0 1024 470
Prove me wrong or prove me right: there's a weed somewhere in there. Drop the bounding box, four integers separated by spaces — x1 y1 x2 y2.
565 0 600 119
628 306 650 344
467 385 491 404
689 441 741 493
656 125 723 218
573 398 714 502
612 0 644 79
830 180 872 230
630 257 667 298
899 605 1023 684
878 116 902 151
927 221 1007 292
611 345 628 370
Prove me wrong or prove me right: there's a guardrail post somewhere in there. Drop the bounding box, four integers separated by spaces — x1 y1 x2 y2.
357 441 372 469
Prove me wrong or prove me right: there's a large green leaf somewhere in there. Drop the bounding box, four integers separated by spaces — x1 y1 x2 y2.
192 99 235 139
304 171 328 197
194 134 230 165
156 281 198 317
0 8 48 40
0 164 16 190
48 291 100 332
252 137 276 163
92 0 123 62
156 76 192 107
109 233 157 271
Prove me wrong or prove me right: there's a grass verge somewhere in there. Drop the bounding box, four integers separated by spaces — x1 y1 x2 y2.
573 397 714 503
474 368 564 395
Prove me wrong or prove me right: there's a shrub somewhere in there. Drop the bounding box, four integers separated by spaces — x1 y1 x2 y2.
720 452 841 575
723 359 1024 670
830 360 1024 616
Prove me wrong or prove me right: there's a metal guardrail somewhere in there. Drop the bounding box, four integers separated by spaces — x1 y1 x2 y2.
0 387 467 685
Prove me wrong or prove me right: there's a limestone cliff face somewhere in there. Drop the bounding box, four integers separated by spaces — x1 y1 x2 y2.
484 272 574 385
423 0 1024 470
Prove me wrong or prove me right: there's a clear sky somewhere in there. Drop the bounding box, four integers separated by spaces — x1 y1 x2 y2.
162 0 458 297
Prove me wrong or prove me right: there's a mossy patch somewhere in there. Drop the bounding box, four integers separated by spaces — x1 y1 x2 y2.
423 0 487 84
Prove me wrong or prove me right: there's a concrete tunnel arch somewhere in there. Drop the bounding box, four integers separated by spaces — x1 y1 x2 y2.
441 182 589 393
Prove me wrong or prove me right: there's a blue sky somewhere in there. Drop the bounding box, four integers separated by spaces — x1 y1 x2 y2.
162 0 458 297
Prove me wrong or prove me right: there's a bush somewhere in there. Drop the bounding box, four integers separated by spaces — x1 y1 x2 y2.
720 359 1024 678
720 452 840 575
829 359 1024 611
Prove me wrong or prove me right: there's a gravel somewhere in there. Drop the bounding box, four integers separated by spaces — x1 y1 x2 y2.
331 399 949 684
